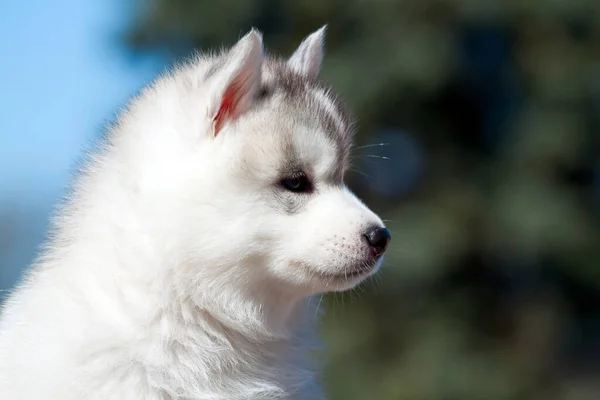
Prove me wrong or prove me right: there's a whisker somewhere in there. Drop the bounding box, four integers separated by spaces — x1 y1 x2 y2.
315 295 324 317
353 142 390 151
374 270 384 289
332 292 338 321
359 154 391 160
349 167 375 182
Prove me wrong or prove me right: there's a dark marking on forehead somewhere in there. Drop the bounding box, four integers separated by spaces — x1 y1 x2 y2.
312 88 355 161
260 57 355 178
257 85 271 100
202 53 355 181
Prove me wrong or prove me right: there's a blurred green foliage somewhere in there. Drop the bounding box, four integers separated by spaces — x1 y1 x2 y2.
127 1 600 398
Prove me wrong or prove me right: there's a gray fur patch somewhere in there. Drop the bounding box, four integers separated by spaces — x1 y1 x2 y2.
260 58 354 178
205 54 354 214
203 55 354 171
271 188 312 215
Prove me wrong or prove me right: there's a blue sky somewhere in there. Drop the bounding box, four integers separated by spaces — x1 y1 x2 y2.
0 0 163 292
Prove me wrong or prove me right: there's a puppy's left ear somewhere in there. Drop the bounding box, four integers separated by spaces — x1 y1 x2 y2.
288 25 326 80
208 29 264 137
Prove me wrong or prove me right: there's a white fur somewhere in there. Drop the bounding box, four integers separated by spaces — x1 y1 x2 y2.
288 26 326 80
311 88 347 134
0 28 386 400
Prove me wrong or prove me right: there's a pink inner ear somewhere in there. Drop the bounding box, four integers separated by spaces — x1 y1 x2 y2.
213 83 240 136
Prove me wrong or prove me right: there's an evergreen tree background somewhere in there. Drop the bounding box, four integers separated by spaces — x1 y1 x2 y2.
124 1 600 399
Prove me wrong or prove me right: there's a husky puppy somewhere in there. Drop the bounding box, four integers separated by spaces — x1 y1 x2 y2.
0 27 390 399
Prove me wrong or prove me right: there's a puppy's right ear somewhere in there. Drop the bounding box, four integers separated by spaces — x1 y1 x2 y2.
207 29 263 137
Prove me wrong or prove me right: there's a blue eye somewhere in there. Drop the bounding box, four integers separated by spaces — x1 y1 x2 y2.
281 173 312 193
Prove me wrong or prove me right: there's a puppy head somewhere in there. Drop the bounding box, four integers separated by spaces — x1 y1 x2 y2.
131 28 390 296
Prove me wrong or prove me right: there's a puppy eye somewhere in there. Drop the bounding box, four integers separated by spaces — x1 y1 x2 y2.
281 173 312 193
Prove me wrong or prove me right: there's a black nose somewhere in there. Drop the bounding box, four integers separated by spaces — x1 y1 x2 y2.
364 226 391 258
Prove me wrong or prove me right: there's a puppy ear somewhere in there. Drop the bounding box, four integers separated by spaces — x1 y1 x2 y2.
288 25 326 80
208 29 263 137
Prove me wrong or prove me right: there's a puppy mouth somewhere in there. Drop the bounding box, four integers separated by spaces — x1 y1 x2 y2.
320 261 378 281
294 258 380 285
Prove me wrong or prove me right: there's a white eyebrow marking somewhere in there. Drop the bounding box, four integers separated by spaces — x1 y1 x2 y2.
312 87 346 134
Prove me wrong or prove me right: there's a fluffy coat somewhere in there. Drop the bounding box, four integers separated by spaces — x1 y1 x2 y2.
0 27 388 399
